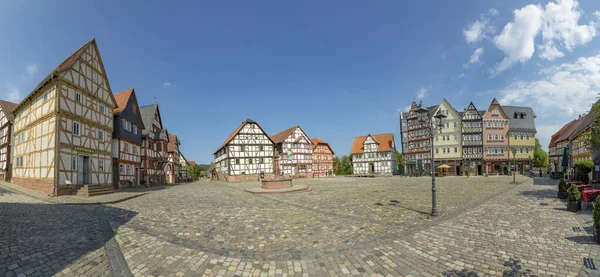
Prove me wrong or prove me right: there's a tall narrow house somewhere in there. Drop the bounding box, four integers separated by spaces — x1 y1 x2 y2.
405 101 438 175
112 88 144 188
311 138 334 177
351 133 396 175
213 119 275 182
482 98 510 175
11 38 117 196
0 100 17 181
503 106 537 173
167 134 181 183
431 99 462 176
140 104 169 185
461 102 484 176
271 126 313 178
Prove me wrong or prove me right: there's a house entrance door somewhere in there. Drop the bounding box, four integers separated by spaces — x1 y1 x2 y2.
78 156 90 184
369 163 375 174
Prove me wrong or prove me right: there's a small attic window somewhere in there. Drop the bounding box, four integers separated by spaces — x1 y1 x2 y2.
520 113 525 119
514 113 518 119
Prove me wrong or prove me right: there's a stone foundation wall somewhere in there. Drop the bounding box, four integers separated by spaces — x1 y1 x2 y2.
227 173 275 183
12 178 55 196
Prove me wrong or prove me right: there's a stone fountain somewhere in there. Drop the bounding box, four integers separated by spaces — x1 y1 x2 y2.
245 152 311 194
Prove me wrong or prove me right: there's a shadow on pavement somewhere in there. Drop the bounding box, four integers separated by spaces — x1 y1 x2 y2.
566 235 596 245
519 189 556 200
0 201 137 276
533 178 555 186
443 258 537 277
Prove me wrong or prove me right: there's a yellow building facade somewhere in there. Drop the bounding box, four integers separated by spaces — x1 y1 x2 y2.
432 99 462 176
503 106 536 173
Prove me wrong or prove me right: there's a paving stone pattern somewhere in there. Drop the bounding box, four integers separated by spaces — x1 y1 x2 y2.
3 176 600 276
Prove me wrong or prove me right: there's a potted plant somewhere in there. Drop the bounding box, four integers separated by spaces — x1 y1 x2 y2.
567 185 581 212
593 198 600 243
558 179 568 199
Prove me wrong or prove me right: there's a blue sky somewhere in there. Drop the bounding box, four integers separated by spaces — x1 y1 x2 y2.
1 0 599 163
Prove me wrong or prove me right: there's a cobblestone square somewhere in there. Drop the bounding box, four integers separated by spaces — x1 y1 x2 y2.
2 176 600 276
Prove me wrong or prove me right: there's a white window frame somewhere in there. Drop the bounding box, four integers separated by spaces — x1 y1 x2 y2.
72 156 77 170
100 104 105 114
75 92 82 103
99 160 104 171
98 130 104 141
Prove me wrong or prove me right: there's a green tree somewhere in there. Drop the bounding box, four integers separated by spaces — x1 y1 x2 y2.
190 164 204 181
590 99 600 148
333 155 353 175
575 160 594 183
533 138 549 168
395 151 404 167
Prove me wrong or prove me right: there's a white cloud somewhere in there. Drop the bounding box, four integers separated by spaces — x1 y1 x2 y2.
4 84 22 102
464 20 488 44
493 4 544 73
463 9 500 44
536 124 564 150
25 64 37 77
468 47 484 65
163 82 175 88
415 84 431 100
492 0 598 73
538 0 597 60
455 73 465 79
496 53 600 120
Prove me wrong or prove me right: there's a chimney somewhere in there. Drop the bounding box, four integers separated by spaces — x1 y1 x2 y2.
579 114 582 119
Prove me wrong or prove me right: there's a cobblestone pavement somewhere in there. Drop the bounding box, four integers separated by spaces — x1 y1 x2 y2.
3 176 599 276
102 175 600 277
0 186 135 277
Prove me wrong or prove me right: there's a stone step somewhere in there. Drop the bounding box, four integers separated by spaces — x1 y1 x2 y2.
76 184 115 197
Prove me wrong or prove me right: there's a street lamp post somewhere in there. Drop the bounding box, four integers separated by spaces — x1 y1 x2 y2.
415 103 446 216
511 147 517 183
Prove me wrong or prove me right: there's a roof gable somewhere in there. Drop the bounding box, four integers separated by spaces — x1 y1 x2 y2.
311 138 334 154
0 100 18 123
271 125 311 145
214 119 275 154
13 38 118 114
114 88 145 129
351 133 395 154
433 99 460 119
483 98 508 119
140 104 163 131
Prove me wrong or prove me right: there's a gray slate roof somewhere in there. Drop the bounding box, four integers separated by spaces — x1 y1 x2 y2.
140 104 169 140
501 106 537 133
0 100 17 123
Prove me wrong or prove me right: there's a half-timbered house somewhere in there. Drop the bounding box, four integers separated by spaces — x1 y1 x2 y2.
271 126 313 178
112 88 144 188
179 151 189 182
432 99 462 176
405 102 438 176
351 133 396 175
140 104 169 185
11 38 117 196
167 134 181 184
482 98 510 175
213 119 275 182
0 100 17 181
461 102 484 176
311 138 334 177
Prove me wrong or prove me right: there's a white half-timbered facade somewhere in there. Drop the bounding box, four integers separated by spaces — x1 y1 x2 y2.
0 100 17 181
11 38 117 196
351 133 396 175
271 126 313 178
213 119 275 182
140 104 169 186
112 88 144 188
179 152 189 182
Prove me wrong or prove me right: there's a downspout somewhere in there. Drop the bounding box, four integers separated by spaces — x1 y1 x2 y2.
51 73 59 196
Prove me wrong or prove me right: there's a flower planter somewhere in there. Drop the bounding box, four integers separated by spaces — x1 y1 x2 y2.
558 191 568 199
593 226 600 243
567 201 580 212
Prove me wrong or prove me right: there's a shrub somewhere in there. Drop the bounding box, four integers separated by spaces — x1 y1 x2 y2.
575 160 594 183
558 179 567 192
568 185 581 202
594 198 600 227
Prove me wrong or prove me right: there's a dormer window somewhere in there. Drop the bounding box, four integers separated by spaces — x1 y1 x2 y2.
520 113 525 119
492 109 499 115
514 113 518 119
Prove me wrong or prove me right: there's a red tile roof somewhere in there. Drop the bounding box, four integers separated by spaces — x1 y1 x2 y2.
311 138 334 154
351 133 395 154
214 119 275 154
271 126 299 144
555 116 587 144
168 134 178 152
0 100 18 123
188 161 196 168
549 119 576 147
113 88 133 113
